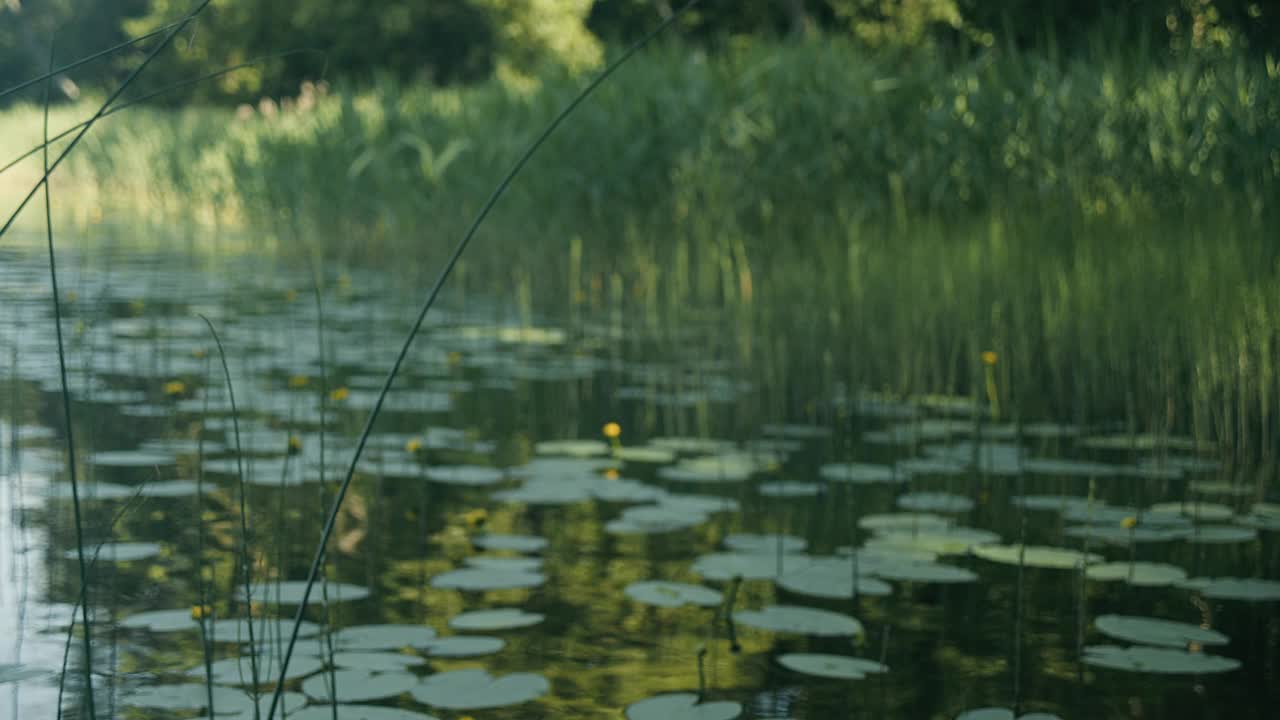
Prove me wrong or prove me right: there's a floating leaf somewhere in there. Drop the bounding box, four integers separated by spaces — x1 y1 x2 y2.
624 581 724 608
777 653 887 679
535 439 609 457
431 568 545 591
284 705 441 720
625 692 742 720
1179 577 1280 601
896 492 974 513
723 533 807 554
471 534 547 553
332 624 438 650
776 557 893 599
819 462 900 484
614 446 677 464
448 608 544 631
89 449 176 467
1094 614 1228 648
1082 645 1240 674
424 465 505 486
244 581 370 605
734 605 863 636
1085 562 1187 587
423 636 506 657
1148 501 1234 522
858 513 953 532
185 654 323 685
757 481 821 497
971 544 1102 570
331 652 426 671
410 668 549 709
302 669 418 702
62 542 159 562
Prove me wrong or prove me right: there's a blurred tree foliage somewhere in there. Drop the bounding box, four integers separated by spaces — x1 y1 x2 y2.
3 0 1279 104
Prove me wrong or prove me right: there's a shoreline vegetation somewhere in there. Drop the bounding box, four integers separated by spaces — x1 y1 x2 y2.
2 35 1278 472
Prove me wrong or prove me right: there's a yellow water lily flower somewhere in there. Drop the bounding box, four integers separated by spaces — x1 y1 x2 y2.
287 436 303 455
981 350 998 366
191 604 212 620
405 438 423 454
1120 516 1138 529
163 380 187 396
604 468 620 480
603 422 621 439
329 386 350 402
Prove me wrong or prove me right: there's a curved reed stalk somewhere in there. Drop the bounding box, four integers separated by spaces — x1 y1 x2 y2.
262 3 703 717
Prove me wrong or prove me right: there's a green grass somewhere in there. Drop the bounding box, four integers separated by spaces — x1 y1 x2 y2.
2 33 1278 467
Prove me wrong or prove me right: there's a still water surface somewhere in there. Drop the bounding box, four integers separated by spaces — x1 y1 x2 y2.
0 240 1277 719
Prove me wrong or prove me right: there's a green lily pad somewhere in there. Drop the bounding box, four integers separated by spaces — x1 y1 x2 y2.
63 542 159 562
1179 577 1280 601
331 624 438 650
331 652 426 671
625 692 742 720
301 669 418 702
625 581 724 608
1094 614 1228 648
734 605 863 636
777 653 887 679
723 533 807 554
185 654 323 685
868 527 1000 555
1022 458 1118 477
535 439 609 457
1148 502 1235 522
244 581 370 605
819 462 900 484
409 668 549 709
1185 525 1258 544
90 449 176 467
614 446 677 464
1082 645 1240 674
424 465 505 486
758 481 822 497
423 636 506 657
430 567 545 591
858 513 953 532
972 544 1102 569
284 705 441 720
776 557 893 598
470 534 548 553
1085 562 1187 587
693 552 801 581
448 608 544 631
896 492 974 513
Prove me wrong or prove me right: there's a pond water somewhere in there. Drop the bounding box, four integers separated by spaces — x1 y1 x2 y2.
0 239 1277 719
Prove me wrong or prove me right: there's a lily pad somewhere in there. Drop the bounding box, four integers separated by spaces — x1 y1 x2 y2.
1086 562 1187 587
63 542 159 562
423 636 506 657
284 706 441 720
331 652 426 670
693 552 799 581
1082 645 1240 674
896 492 974 513
332 624 439 650
90 449 176 467
819 462 901 484
1148 501 1235 522
1179 577 1280 601
758 481 821 497
470 533 548 553
1185 525 1258 544
777 653 887 679
447 608 545 631
624 581 724 608
244 581 370 605
1094 614 1228 648
430 567 545 591
424 465 505 486
607 505 708 535
535 439 609 457
614 446 678 464
971 544 1102 570
868 527 1000 555
776 557 893 598
410 668 549 709
302 669 418 702
858 513 953 532
734 605 863 637
625 692 742 720
723 533 807 554
185 654 323 685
